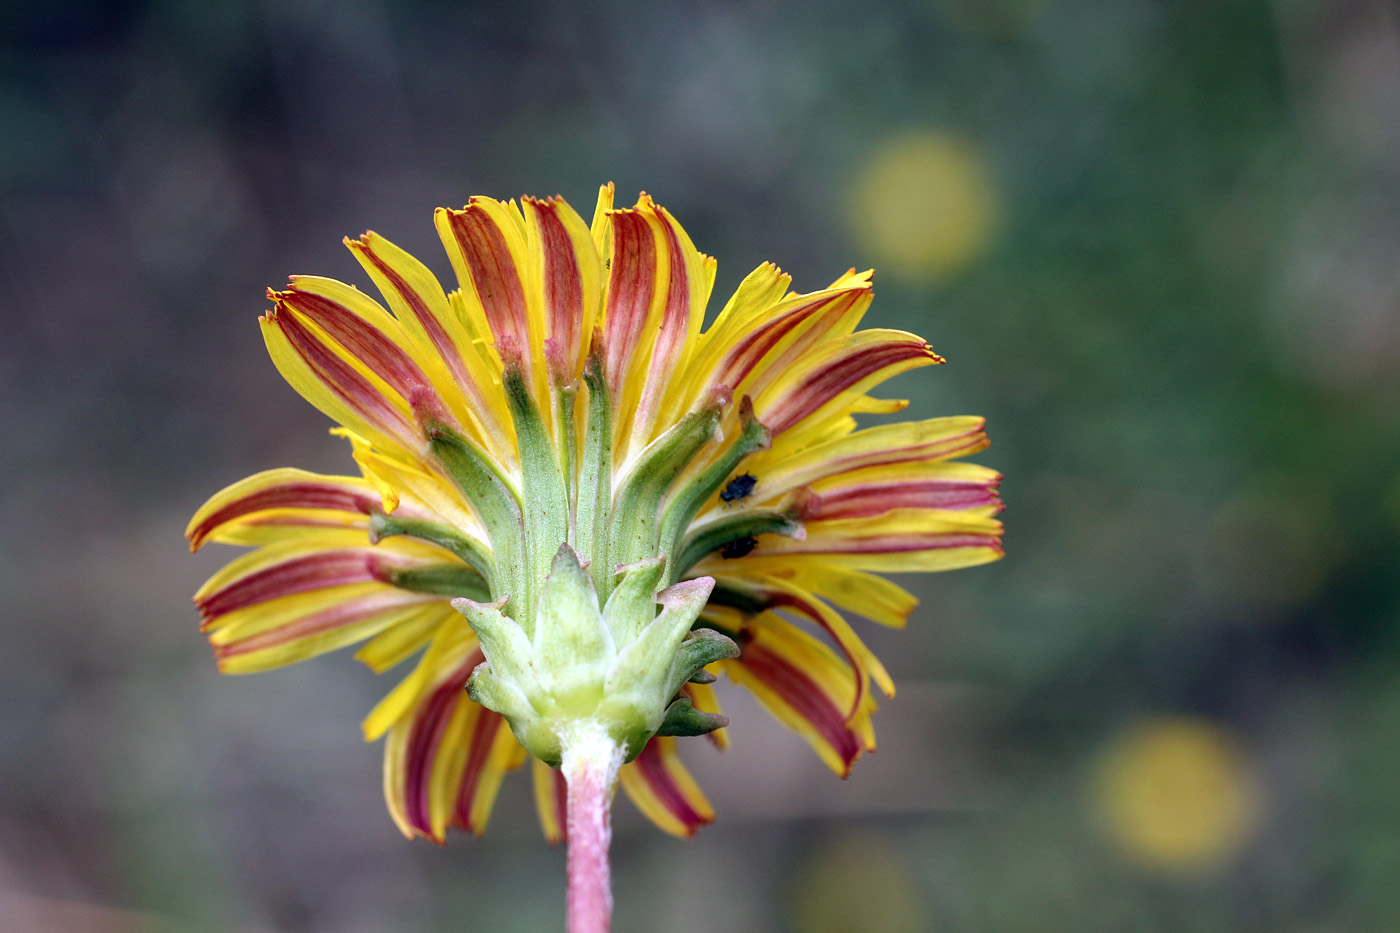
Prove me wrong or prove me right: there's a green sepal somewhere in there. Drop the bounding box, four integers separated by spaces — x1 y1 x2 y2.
655 696 729 737
601 556 666 645
450 596 544 703
675 511 804 575
609 404 721 568
576 352 614 598
379 563 491 601
453 547 717 767
369 511 496 587
531 545 614 710
503 366 570 639
464 662 536 731
600 576 715 758
556 381 578 510
467 664 567 767
687 668 718 684
425 421 525 609
664 628 740 699
603 577 714 703
658 396 770 583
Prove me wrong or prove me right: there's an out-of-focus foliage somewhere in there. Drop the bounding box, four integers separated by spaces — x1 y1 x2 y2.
1 0 1397 930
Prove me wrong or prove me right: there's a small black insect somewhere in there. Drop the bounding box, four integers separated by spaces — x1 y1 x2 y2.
719 472 757 504
720 536 758 559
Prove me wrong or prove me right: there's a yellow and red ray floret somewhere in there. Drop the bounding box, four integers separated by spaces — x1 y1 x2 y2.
208 585 442 673
709 556 918 630
720 614 877 777
186 468 386 550
532 757 570 844
759 507 1004 572
435 197 546 400
195 542 413 621
803 462 1003 521
617 736 715 838
674 265 869 420
355 603 457 673
272 275 468 435
617 198 713 459
669 262 792 410
754 329 944 436
521 196 603 385
260 310 419 459
742 416 991 499
376 623 526 841
680 427 998 542
702 568 891 720
193 489 481 674
668 279 874 444
599 204 666 450
713 277 873 398
338 428 496 538
346 231 514 461
194 530 465 615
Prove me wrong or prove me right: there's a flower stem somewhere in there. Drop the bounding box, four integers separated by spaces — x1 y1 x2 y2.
561 723 622 933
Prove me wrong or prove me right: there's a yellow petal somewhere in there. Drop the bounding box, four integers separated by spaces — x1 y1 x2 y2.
722 614 877 776
346 232 514 462
618 737 715 838
532 758 567 844
186 468 376 550
522 196 603 383
355 603 455 673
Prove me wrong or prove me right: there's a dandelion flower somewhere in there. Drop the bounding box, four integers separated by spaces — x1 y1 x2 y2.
188 185 1002 928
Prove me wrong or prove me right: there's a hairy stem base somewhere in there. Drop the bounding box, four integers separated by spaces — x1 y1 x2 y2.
562 723 623 933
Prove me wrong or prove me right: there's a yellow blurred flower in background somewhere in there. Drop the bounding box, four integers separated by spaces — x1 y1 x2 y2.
1093 717 1262 874
789 832 925 933
848 130 998 283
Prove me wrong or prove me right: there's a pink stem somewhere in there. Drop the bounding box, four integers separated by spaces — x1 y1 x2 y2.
563 727 621 933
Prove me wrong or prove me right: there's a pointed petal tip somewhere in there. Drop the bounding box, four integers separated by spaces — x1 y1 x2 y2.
658 575 715 607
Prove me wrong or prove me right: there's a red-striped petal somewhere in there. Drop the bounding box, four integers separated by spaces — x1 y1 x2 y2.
618 736 714 837
602 208 661 398
266 305 419 447
197 549 384 619
758 332 941 435
186 470 381 550
212 588 437 664
809 476 1003 520
439 202 531 360
723 617 876 776
275 282 432 402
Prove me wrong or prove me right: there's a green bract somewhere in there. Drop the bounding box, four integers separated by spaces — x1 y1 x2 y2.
454 546 735 766
433 357 757 766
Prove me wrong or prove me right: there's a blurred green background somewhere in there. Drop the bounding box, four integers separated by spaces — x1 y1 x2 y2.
3 0 1399 930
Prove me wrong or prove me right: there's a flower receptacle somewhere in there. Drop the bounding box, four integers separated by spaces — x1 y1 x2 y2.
454 544 738 767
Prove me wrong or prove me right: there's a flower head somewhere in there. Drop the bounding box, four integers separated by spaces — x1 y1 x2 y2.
188 185 1002 842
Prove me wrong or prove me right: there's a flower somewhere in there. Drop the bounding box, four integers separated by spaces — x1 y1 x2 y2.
187 185 1003 843
1093 718 1262 873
